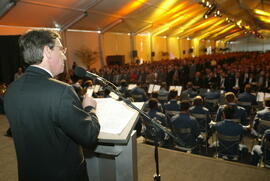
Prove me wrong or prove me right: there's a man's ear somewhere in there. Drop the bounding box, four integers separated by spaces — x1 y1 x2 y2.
43 45 52 59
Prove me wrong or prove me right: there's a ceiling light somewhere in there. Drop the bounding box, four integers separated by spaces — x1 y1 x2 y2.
254 9 270 17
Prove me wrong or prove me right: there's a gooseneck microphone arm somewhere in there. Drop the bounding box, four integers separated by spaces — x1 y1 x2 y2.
74 66 185 181
74 66 184 146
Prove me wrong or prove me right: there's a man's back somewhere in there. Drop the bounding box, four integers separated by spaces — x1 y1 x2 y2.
4 66 100 181
171 113 200 148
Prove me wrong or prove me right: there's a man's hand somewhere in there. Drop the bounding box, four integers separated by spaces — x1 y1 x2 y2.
82 95 97 109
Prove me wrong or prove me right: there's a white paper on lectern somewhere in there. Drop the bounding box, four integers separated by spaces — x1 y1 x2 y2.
94 98 144 134
257 92 265 102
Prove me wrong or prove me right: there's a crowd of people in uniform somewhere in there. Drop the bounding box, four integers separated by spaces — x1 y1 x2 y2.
2 51 270 168
64 51 270 168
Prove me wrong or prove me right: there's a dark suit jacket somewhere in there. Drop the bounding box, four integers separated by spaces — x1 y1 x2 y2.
4 66 100 181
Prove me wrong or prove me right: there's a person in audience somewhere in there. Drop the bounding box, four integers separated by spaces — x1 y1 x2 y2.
251 129 270 166
210 105 249 160
261 72 270 92
144 91 163 113
142 98 168 143
181 81 198 101
158 82 169 105
252 97 270 138
237 84 258 118
171 100 201 152
189 96 211 136
118 79 131 98
216 92 248 126
163 89 181 121
14 67 24 81
4 29 100 181
203 83 220 114
191 71 204 90
130 82 148 102
232 71 245 94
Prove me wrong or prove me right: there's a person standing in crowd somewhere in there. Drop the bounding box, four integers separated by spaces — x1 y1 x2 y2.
252 97 270 138
14 67 24 80
4 29 100 181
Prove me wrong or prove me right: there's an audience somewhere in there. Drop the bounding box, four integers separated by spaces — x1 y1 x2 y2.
4 51 270 166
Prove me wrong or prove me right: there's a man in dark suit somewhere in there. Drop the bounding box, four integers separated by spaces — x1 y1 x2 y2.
4 29 100 181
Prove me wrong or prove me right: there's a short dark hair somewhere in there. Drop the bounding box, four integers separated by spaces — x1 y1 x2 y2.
223 105 235 119
149 98 158 110
151 91 159 98
180 100 190 111
168 89 177 100
244 84 252 93
19 29 60 65
225 92 235 103
120 79 127 87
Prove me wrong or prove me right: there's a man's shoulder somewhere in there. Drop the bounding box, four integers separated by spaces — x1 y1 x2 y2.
49 78 70 87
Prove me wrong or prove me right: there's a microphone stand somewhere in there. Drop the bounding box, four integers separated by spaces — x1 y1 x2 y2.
92 76 184 181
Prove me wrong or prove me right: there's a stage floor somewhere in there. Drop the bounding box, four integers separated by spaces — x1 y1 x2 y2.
0 115 269 181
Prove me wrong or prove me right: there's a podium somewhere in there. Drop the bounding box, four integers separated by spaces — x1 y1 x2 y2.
85 98 144 181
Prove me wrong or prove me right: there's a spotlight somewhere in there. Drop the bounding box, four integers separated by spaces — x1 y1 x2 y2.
203 4 216 18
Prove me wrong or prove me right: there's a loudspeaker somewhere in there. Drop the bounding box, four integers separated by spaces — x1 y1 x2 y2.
132 50 138 58
189 48 193 53
151 52 155 57
106 55 125 65
183 50 186 55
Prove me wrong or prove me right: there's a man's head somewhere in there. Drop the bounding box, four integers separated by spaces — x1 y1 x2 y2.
168 89 178 100
244 84 252 93
225 92 236 103
149 98 159 110
193 96 203 106
180 100 190 112
19 29 66 76
223 105 235 119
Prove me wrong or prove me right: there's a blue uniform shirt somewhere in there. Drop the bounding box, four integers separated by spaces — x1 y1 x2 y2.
171 113 200 148
216 103 248 125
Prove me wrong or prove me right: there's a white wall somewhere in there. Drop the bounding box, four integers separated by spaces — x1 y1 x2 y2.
228 35 270 52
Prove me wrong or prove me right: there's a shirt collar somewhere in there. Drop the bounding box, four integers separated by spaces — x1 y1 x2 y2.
31 65 53 77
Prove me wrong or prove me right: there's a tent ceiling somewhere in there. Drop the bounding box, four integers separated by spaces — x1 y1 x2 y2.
0 0 270 41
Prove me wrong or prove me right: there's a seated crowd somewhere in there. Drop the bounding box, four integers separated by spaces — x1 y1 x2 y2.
2 51 270 168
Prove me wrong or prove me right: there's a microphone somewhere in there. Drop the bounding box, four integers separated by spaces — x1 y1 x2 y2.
74 66 118 92
74 66 100 80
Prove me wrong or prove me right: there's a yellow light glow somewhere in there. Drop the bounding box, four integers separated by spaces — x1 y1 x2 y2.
223 31 245 42
211 24 236 38
177 17 219 37
148 0 180 20
151 3 204 36
152 1 196 27
116 0 146 16
245 25 251 30
152 27 170 36
258 16 270 23
196 19 226 39
172 12 205 36
236 20 242 26
254 9 270 17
